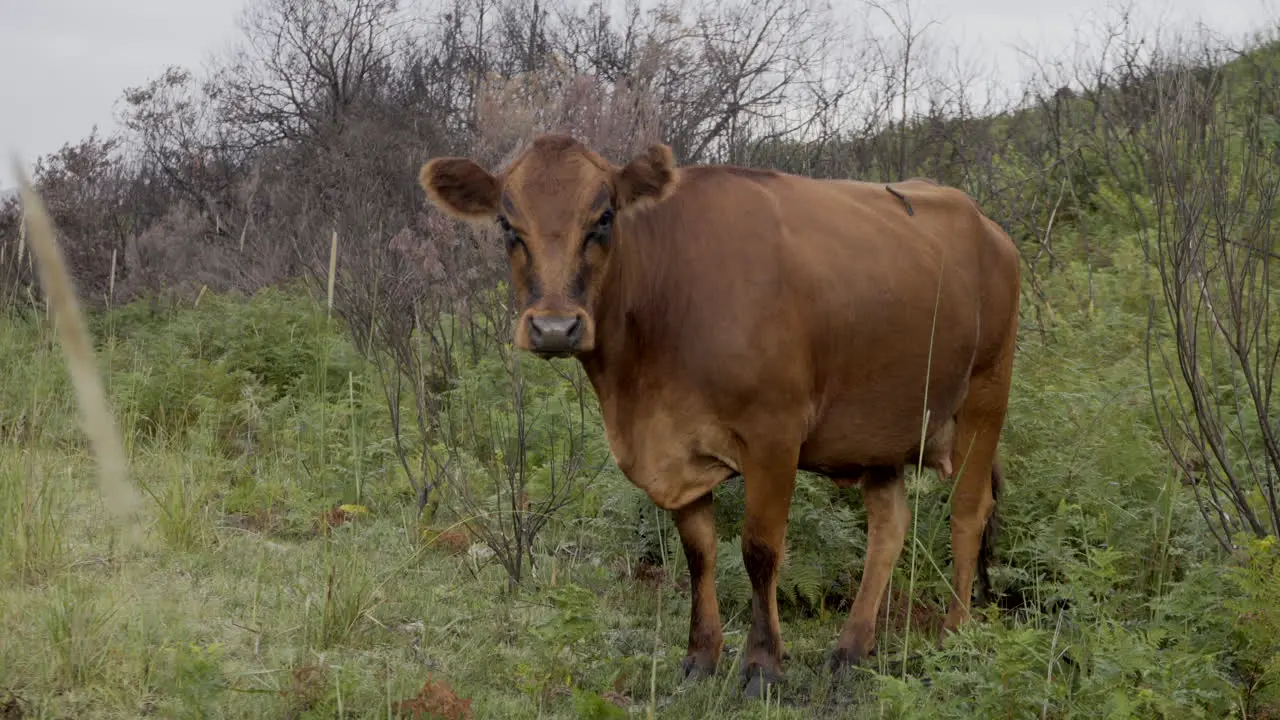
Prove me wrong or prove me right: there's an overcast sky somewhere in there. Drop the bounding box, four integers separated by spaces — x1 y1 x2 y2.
1 0 1276 189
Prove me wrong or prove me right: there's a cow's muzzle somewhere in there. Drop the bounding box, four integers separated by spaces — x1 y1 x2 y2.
527 314 585 357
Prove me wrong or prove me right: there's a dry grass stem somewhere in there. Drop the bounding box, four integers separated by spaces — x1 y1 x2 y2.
12 157 141 524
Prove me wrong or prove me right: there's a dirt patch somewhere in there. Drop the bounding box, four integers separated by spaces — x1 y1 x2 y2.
420 527 471 556
0 690 27 720
392 676 474 720
316 504 369 536
223 505 286 535
281 663 330 718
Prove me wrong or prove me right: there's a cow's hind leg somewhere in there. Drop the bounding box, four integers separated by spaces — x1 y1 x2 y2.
739 442 800 699
672 490 723 680
943 354 1014 636
827 466 909 675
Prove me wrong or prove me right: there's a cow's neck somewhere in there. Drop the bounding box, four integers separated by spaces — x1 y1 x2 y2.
577 218 668 401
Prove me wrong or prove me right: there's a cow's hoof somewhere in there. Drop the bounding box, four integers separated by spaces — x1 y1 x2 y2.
825 646 870 679
740 664 784 700
679 654 717 682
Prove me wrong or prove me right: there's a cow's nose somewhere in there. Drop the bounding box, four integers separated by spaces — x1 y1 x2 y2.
527 315 584 355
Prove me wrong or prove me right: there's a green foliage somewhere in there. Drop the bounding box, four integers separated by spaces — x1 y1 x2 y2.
92 288 403 530
707 477 868 616
159 643 229 720
41 579 119 687
515 583 628 707
877 610 1239 718
571 687 628 719
0 315 76 446
1226 536 1280 713
1 248 1276 718
0 451 69 583
101 287 364 405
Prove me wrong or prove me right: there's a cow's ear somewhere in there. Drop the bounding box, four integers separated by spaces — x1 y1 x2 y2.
419 157 500 220
613 143 679 212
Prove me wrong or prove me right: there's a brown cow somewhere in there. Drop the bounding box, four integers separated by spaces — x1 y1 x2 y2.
419 134 1020 698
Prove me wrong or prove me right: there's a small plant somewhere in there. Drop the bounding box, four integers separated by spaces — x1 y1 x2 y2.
42 582 118 687
514 583 613 704
0 457 67 584
136 456 216 552
307 545 379 651
161 643 228 719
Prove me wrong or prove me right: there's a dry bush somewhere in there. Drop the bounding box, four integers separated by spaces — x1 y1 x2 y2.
0 197 35 313
475 64 662 166
116 203 255 303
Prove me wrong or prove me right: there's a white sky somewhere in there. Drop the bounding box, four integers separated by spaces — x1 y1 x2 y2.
1 0 1276 188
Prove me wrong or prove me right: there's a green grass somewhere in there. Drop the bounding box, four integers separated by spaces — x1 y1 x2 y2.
0 236 1277 718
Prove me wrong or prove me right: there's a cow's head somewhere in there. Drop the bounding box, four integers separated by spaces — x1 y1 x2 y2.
419 135 678 358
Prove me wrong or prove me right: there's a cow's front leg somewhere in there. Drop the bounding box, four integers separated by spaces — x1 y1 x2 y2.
672 490 722 680
739 446 799 699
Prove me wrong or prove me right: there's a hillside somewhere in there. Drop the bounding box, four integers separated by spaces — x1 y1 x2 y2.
1 0 1278 717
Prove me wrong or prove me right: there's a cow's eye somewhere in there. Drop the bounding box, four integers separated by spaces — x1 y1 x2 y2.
584 209 614 249
497 215 524 252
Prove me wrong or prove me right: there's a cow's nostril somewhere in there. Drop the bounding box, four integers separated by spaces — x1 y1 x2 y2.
527 315 584 354
564 317 583 343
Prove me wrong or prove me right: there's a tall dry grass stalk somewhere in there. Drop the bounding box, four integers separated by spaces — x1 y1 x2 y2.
12 158 142 525
17 199 27 261
327 229 338 317
108 248 117 306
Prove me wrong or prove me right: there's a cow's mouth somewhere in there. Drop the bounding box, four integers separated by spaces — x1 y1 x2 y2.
531 348 577 360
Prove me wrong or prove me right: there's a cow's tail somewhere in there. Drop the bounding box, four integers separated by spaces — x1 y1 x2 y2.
976 457 1003 605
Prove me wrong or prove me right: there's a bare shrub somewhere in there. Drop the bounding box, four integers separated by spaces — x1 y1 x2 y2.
330 207 507 517
1099 32 1280 548
211 0 409 151
445 358 603 592
118 66 238 230
22 132 130 305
